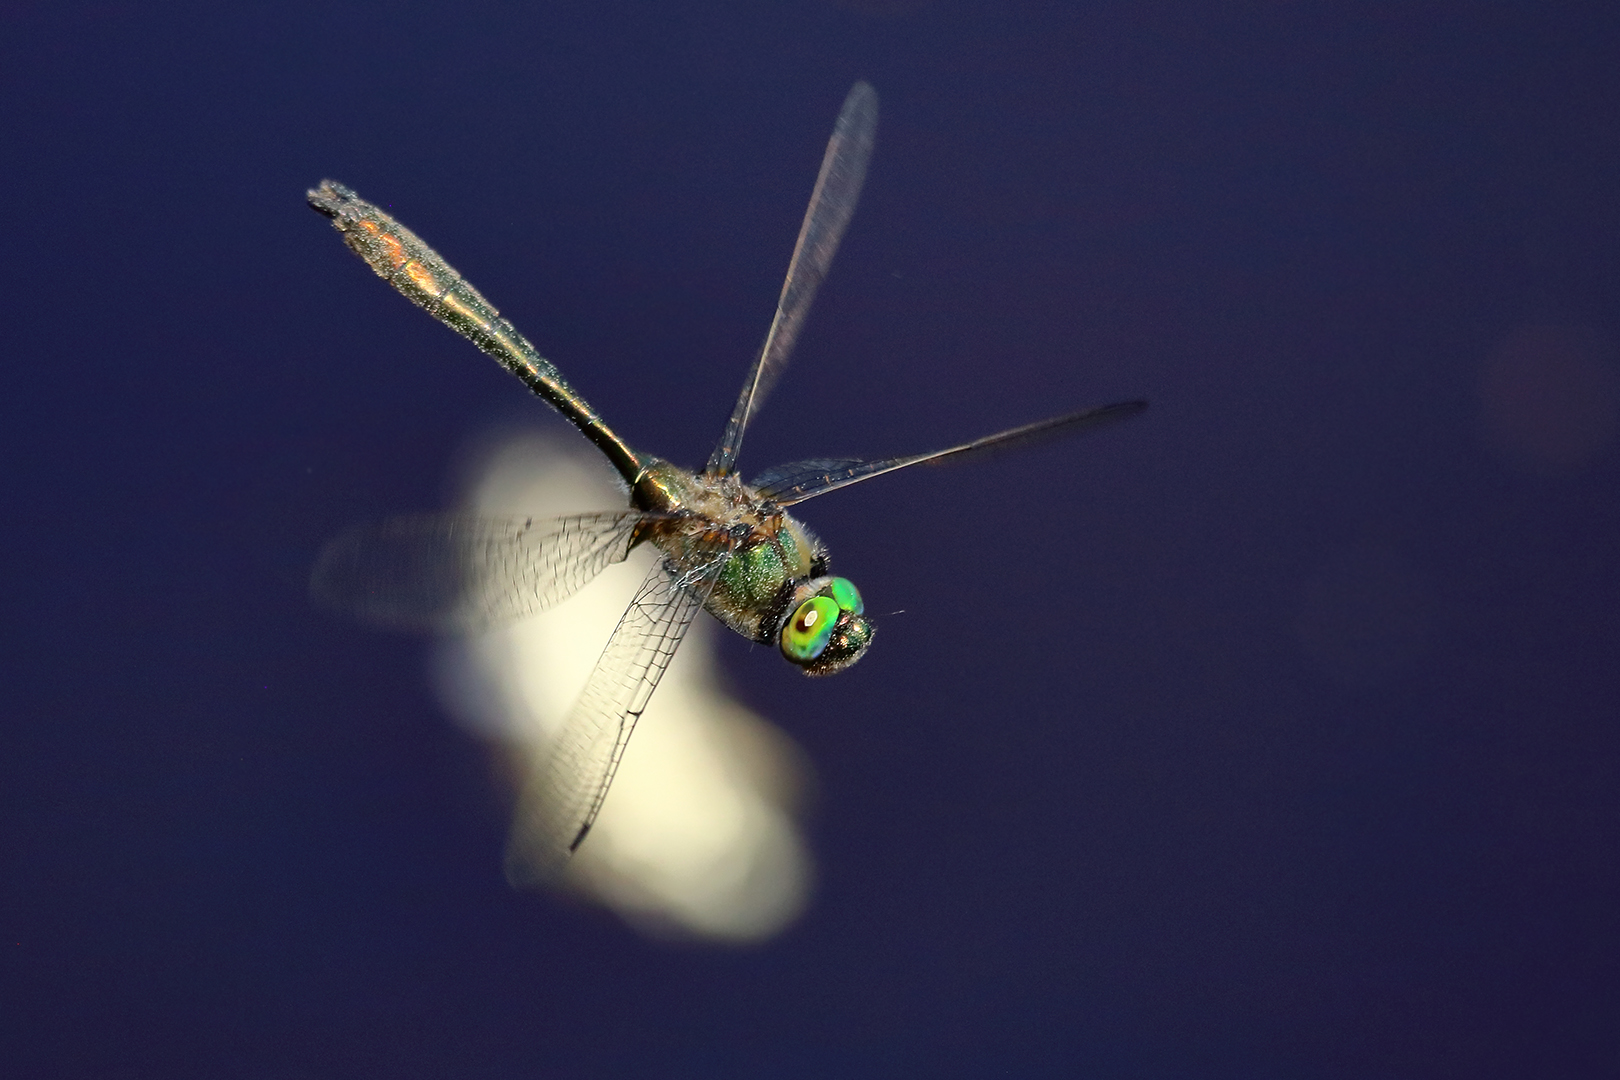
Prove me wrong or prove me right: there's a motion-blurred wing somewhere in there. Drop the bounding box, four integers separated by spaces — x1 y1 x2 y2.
754 400 1147 505
505 550 731 882
706 81 879 477
310 512 644 630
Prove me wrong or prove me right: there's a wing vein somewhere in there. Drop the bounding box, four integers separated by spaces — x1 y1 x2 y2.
505 546 732 880
706 81 879 476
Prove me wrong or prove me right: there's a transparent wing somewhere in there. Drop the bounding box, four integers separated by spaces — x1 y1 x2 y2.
505 549 732 883
754 400 1148 505
706 81 879 477
310 511 645 630
749 457 867 497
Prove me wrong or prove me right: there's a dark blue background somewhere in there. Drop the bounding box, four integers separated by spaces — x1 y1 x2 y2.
4 2 1618 1076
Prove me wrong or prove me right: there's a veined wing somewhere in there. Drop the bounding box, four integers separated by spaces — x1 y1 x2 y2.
505 548 732 882
311 512 645 630
308 182 643 485
706 81 879 477
754 400 1148 505
750 457 867 498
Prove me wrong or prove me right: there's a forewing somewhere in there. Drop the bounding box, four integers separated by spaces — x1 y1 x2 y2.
310 512 644 630
706 81 879 477
756 400 1148 505
505 549 731 882
750 457 868 501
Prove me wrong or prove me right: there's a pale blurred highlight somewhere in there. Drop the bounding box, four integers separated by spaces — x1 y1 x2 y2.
432 432 814 941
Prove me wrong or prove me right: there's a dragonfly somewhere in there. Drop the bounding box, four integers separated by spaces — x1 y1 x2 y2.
308 81 1145 878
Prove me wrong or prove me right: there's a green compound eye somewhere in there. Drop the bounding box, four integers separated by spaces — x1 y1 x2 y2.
827 576 864 615
781 595 840 663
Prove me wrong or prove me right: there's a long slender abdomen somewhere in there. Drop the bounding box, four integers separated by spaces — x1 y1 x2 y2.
307 180 641 484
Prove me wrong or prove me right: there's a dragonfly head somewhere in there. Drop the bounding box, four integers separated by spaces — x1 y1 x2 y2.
778 576 874 676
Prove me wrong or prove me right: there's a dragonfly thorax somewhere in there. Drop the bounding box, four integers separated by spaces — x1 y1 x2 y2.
631 458 873 673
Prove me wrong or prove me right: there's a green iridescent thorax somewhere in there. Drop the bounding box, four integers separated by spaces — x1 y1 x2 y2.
631 459 824 644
